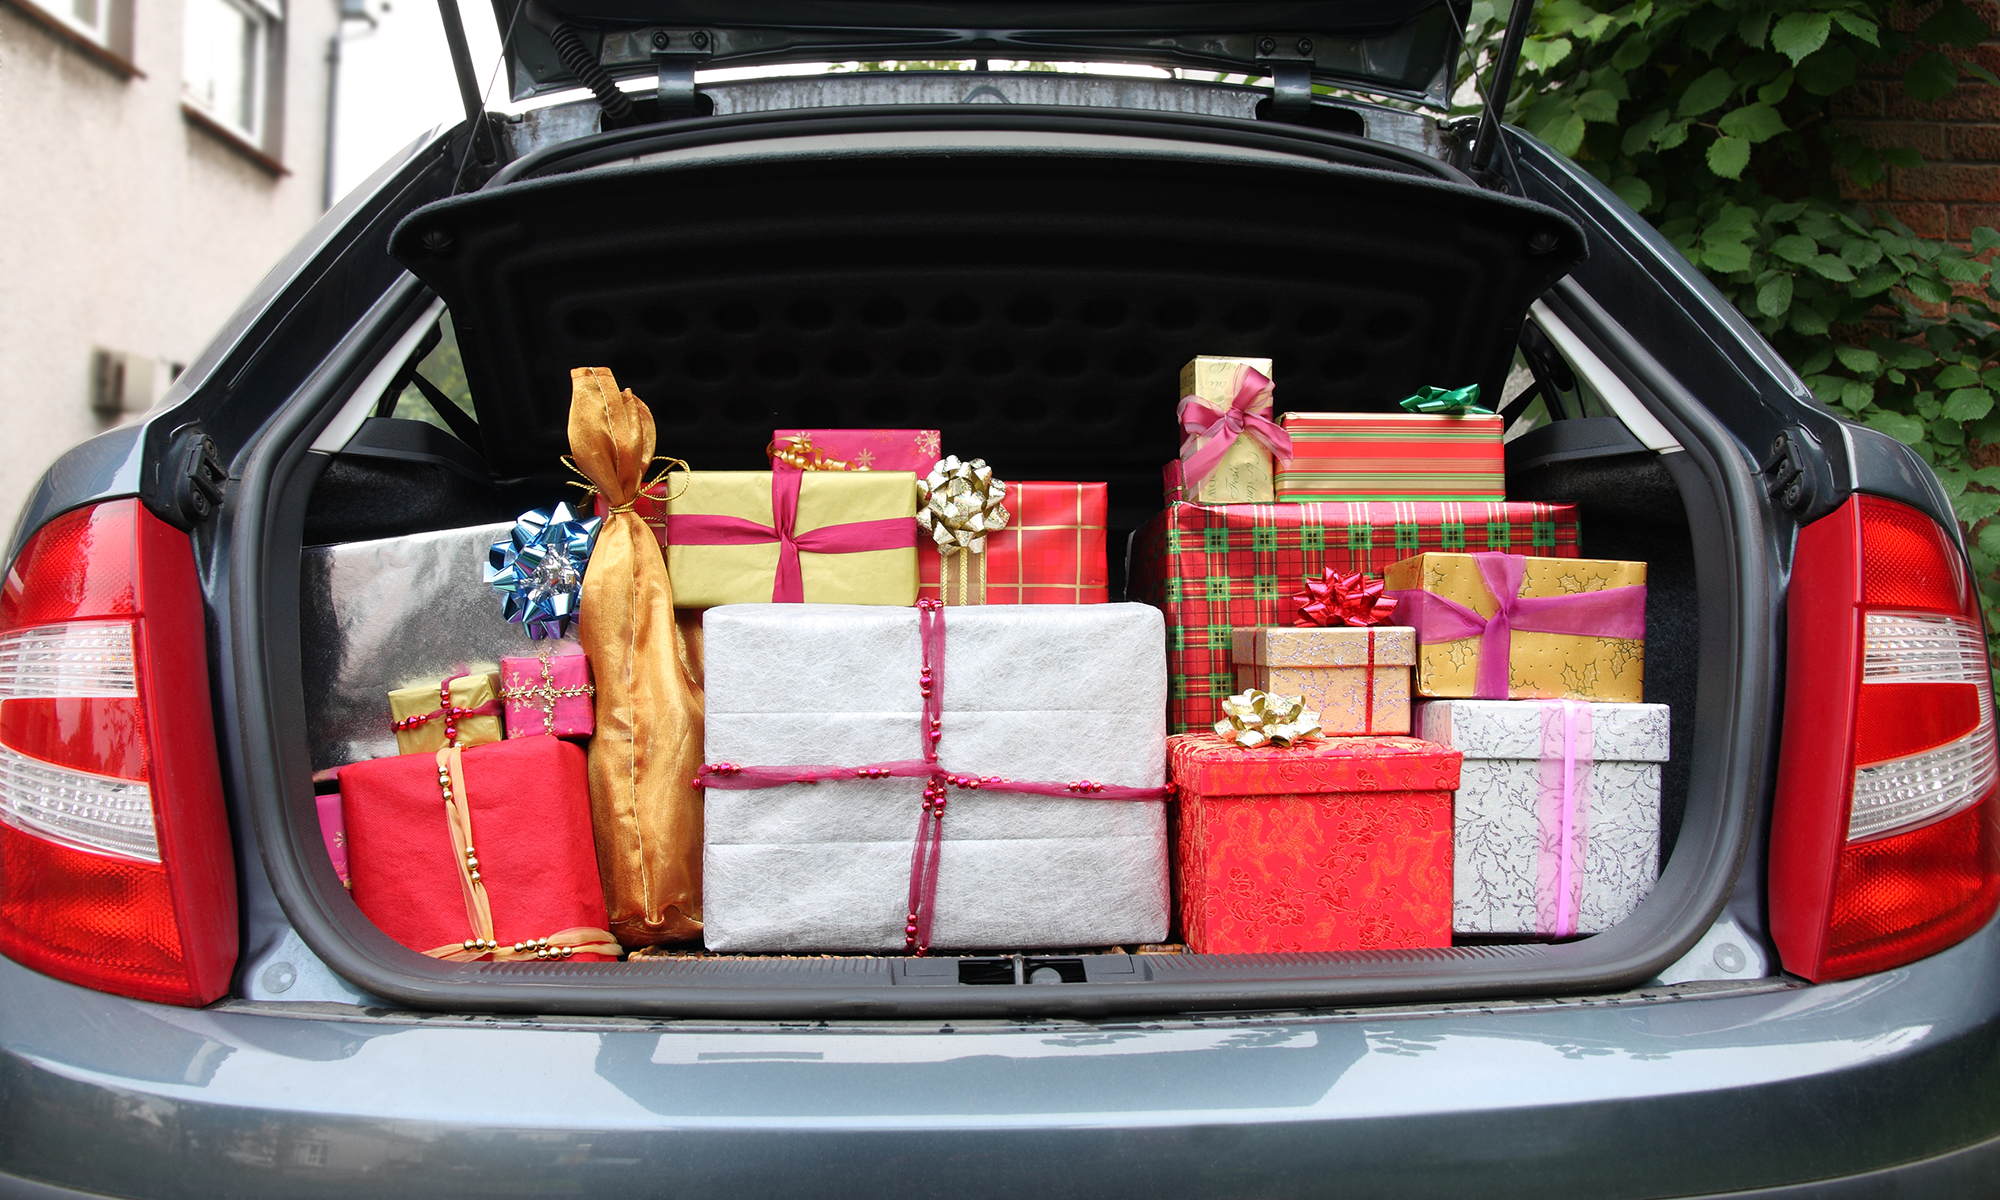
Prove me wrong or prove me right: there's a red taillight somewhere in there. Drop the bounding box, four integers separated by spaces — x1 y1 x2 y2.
0 500 236 1005
1771 495 2000 982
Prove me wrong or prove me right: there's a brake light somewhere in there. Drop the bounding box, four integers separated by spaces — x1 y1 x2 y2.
0 500 236 1005
1771 495 2000 982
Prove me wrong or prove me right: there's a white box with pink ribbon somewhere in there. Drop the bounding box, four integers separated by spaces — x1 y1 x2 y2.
1420 699 1670 937
699 602 1170 953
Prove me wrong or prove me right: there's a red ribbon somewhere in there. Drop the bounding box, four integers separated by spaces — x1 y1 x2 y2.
1175 364 1293 492
694 600 1170 954
664 470 918 603
1294 568 1398 628
1390 552 1646 700
391 672 500 747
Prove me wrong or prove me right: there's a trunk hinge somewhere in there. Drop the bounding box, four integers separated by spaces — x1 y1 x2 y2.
1256 37 1316 123
436 0 496 167
649 30 710 120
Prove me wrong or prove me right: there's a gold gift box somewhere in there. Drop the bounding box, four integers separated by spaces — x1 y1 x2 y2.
387 672 503 755
1383 553 1647 702
662 470 918 608
1179 356 1275 504
1231 625 1416 736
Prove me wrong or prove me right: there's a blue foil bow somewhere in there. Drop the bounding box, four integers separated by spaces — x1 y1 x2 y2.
484 502 601 639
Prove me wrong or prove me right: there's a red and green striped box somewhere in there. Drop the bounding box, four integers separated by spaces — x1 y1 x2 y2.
1129 500 1581 733
1275 412 1505 502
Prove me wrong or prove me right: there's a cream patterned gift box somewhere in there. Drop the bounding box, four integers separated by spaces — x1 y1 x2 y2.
1419 699 1670 937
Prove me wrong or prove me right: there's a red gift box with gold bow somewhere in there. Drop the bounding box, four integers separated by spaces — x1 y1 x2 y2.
1168 732 1460 954
342 737 618 962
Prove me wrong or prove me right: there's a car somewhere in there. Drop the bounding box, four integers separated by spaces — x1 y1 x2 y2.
2 1 1998 1195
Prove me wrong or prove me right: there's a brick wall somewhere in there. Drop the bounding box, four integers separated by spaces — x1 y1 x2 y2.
1836 0 2000 241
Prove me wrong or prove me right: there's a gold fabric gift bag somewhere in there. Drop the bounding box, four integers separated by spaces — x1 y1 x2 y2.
568 367 706 946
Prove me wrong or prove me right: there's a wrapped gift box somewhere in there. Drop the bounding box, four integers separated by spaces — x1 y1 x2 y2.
1421 699 1669 935
317 791 349 888
634 469 919 608
341 736 614 958
1232 626 1416 736
1169 733 1460 953
771 428 941 473
1128 500 1582 733
301 522 585 770
702 603 1169 951
500 649 595 739
1178 356 1278 504
388 672 504 754
1385 552 1647 702
919 481 1109 604
1275 412 1505 502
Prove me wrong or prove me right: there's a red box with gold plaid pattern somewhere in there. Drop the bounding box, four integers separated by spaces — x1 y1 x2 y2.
919 481 1109 604
1130 500 1581 733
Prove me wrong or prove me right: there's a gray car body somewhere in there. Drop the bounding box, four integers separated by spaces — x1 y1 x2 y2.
2 73 1995 1198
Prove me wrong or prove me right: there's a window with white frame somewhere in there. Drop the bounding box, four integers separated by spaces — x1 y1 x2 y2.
182 0 281 145
51 0 113 46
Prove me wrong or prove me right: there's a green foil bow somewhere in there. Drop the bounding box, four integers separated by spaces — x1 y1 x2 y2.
917 456 1010 555
1399 384 1493 416
1214 689 1323 749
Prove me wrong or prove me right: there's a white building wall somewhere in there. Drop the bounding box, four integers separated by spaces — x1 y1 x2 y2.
0 0 335 534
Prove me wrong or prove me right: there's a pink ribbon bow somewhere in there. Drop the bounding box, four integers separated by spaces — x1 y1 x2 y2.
664 470 918 603
1389 553 1646 699
1176 364 1293 492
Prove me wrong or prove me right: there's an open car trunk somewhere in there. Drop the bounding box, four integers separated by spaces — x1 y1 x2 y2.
258 106 1753 1016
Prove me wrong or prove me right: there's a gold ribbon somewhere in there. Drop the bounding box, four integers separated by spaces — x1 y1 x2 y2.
562 453 690 514
500 647 596 736
1214 689 1323 749
421 745 622 962
917 456 1009 605
768 434 862 472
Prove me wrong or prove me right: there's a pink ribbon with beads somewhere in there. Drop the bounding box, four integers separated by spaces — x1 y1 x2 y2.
694 600 1170 954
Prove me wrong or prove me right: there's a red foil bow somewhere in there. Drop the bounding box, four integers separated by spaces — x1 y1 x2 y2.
1294 569 1398 628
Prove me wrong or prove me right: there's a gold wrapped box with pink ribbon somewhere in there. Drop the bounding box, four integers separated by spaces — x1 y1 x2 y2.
387 671 504 755
1176 356 1289 505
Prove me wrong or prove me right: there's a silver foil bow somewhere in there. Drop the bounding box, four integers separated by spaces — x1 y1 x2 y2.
484 502 601 640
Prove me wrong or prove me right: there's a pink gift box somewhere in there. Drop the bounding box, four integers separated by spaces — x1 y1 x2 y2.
500 650 596 739
317 792 350 888
770 428 941 474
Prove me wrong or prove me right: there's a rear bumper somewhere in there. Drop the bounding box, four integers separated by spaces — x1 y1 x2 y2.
2 915 1999 1199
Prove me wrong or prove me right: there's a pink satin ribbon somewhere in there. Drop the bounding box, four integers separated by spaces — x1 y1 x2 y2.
1389 552 1646 699
695 601 1170 954
1535 700 1594 937
1176 364 1293 492
664 469 917 603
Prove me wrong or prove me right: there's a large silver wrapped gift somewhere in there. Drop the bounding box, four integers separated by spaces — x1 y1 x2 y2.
702 603 1170 952
1420 699 1670 937
301 522 574 771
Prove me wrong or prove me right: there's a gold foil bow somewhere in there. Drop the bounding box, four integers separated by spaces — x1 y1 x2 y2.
917 456 1010 553
1214 689 1323 749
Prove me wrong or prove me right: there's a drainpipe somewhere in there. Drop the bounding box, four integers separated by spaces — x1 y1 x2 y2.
323 0 377 211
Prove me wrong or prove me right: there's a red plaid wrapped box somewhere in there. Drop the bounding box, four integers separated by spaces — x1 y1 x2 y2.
919 481 1109 604
1130 500 1582 733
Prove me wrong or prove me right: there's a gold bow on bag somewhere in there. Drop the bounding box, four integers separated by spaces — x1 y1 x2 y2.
917 456 1009 605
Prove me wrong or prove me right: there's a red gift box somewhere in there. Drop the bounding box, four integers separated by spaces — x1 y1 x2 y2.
1130 500 1581 733
771 428 941 474
1169 733 1460 954
342 737 615 960
500 649 595 739
1274 412 1506 502
918 481 1109 604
